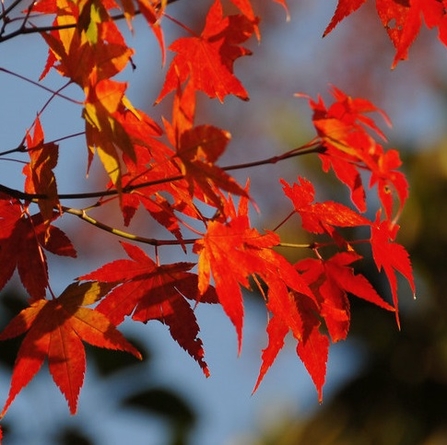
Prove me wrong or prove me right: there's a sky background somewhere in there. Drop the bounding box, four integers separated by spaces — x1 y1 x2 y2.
1 1 447 444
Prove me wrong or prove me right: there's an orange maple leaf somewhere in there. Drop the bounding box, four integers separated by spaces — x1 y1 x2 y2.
0 282 141 417
136 0 166 63
39 0 133 84
83 80 136 188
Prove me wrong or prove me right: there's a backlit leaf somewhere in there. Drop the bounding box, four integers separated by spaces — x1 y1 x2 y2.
0 282 141 416
0 194 76 301
80 242 218 376
370 214 415 328
23 116 60 228
156 0 257 102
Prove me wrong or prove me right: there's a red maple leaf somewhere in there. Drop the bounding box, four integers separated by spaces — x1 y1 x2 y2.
304 87 408 216
156 0 258 103
193 193 314 354
254 281 326 400
108 105 189 238
296 322 330 401
370 214 415 327
119 144 188 241
256 249 394 401
325 0 447 67
281 176 370 238
297 251 395 342
161 81 248 214
382 0 447 66
369 145 409 220
23 116 60 227
324 0 367 37
118 81 244 231
0 194 76 301
0 282 141 416
80 242 218 376
173 124 248 208
308 87 388 212
375 0 424 67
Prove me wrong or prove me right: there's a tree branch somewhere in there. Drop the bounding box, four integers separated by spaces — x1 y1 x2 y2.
0 0 183 42
0 143 325 202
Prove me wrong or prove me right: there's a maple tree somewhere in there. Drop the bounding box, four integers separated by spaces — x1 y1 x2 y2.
4 0 445 440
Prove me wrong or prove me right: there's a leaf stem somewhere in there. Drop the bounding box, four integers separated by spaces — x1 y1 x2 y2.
277 242 314 249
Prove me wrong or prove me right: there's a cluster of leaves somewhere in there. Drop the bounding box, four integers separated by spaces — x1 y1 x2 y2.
3 0 445 433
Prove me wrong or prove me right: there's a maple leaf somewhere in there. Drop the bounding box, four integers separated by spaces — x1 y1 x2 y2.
229 0 261 39
83 80 136 188
115 104 218 240
296 323 330 402
40 0 133 84
0 282 141 416
297 251 395 342
160 81 247 213
22 116 60 228
136 0 166 63
173 125 248 208
120 148 187 241
324 0 367 37
156 0 258 103
0 194 76 301
254 279 326 399
369 145 409 219
79 242 218 376
256 249 394 400
305 87 397 213
193 193 315 354
281 176 370 238
375 0 423 67
422 0 447 46
325 0 447 67
370 214 415 328
116 115 195 240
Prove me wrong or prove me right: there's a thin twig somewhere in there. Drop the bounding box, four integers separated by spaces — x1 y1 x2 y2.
62 205 197 246
0 0 23 22
0 67 82 104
